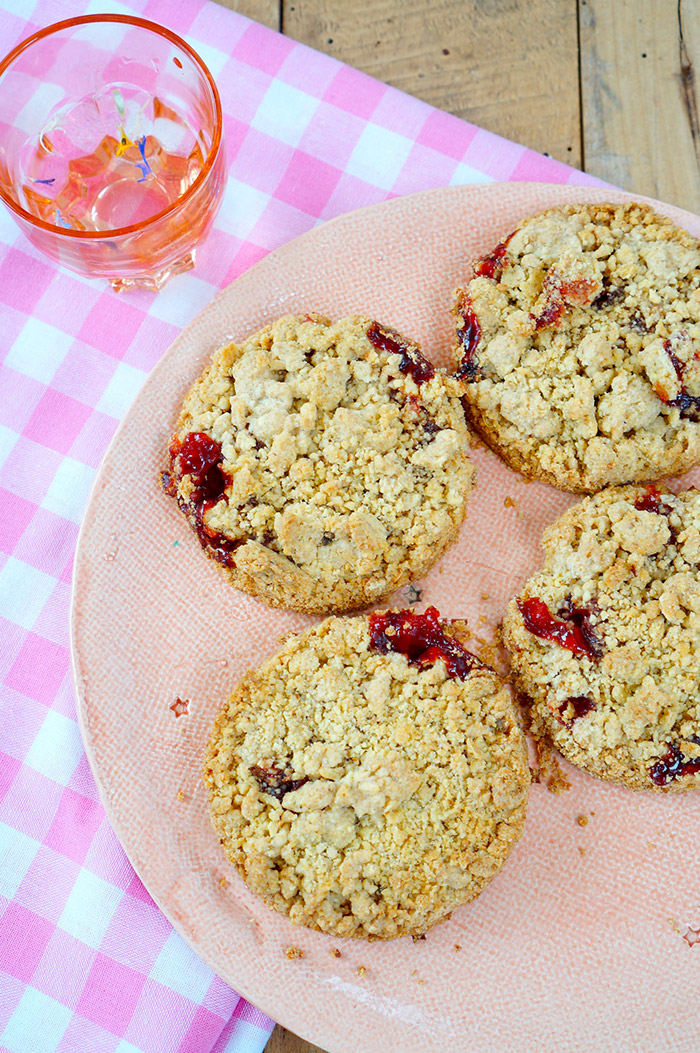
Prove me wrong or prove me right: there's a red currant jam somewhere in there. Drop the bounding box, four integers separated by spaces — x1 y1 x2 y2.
473 237 511 280
532 274 598 331
556 695 595 728
660 340 700 421
454 294 482 381
518 597 602 660
650 743 700 786
368 606 482 679
533 298 566 330
367 321 435 385
634 484 672 516
250 764 309 800
176 432 229 503
163 432 239 567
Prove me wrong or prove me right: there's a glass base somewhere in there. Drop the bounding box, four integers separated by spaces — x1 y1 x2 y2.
108 250 196 292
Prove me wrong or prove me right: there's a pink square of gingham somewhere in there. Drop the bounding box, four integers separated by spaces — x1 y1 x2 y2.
233 21 294 76
0 489 36 553
43 788 103 867
5 632 68 705
180 1005 234 1053
1 902 55 984
274 150 342 216
0 247 55 319
23 390 92 457
415 107 479 160
323 64 387 119
76 952 146 1034
78 294 147 359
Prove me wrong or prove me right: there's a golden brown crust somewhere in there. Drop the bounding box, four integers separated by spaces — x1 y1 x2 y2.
502 484 700 791
453 202 700 493
203 612 530 939
165 314 474 613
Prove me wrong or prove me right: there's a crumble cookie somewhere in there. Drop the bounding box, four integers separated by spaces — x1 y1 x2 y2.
453 202 700 492
502 484 700 791
203 607 530 939
162 314 473 613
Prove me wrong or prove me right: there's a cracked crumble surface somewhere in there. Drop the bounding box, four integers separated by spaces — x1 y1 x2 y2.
203 613 529 940
163 314 474 613
453 202 700 493
502 484 700 791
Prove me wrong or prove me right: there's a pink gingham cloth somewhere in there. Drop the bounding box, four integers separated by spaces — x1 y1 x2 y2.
0 1 604 1051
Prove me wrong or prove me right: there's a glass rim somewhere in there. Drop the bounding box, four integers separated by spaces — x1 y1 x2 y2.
0 14 224 239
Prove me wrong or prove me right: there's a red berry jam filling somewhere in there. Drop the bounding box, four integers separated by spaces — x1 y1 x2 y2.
650 743 700 787
518 597 603 660
367 321 435 385
532 297 566 331
473 234 513 280
634 484 673 516
250 764 309 801
532 272 599 331
454 293 482 382
163 432 242 567
593 282 626 309
658 338 700 420
369 606 483 679
170 432 229 503
556 695 595 728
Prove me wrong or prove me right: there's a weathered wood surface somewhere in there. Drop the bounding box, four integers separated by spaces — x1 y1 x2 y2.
207 2 700 1049
580 0 700 213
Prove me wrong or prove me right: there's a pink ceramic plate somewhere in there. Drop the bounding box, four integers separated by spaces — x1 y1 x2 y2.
72 183 700 1053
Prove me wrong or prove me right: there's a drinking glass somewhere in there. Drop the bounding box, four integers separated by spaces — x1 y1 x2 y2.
0 15 226 291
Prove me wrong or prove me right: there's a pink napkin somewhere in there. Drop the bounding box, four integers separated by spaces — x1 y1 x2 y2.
0 1 602 1051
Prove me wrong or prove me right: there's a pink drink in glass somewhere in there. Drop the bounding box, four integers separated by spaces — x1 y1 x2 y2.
0 16 226 290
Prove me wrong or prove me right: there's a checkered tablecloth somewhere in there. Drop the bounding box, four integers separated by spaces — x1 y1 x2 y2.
0 1 602 1051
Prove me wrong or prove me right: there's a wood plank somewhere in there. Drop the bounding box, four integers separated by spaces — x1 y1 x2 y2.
283 0 581 166
264 1025 326 1053
580 0 700 211
214 0 280 30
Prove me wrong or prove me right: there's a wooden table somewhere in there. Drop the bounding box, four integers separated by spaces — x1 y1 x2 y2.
211 2 700 1049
